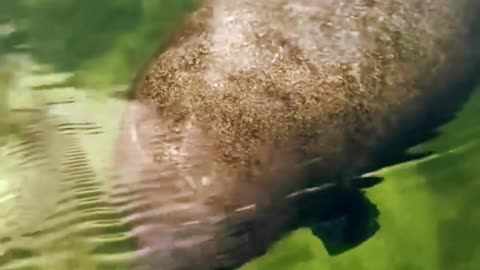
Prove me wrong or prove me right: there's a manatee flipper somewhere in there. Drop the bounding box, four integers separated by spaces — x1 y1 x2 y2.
298 184 380 256
351 176 384 189
309 189 379 255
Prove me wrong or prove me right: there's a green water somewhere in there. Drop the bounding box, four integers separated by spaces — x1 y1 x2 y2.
0 1 479 270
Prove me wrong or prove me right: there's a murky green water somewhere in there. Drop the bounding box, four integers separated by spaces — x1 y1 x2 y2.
1 1 479 270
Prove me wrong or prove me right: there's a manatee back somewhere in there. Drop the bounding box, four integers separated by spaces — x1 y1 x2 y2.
133 0 480 183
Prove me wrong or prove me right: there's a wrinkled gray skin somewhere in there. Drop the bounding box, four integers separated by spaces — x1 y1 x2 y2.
114 0 480 269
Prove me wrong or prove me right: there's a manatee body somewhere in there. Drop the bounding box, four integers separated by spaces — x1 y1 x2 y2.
114 0 480 269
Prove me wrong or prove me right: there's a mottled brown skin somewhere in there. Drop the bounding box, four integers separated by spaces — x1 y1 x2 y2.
114 0 480 269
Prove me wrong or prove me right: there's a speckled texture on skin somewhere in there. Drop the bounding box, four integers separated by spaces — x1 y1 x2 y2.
116 0 480 269
134 0 477 175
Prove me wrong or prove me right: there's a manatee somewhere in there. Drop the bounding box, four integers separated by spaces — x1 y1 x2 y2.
113 0 480 269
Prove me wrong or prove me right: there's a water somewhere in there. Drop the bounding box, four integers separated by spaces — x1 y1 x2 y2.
0 1 479 270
